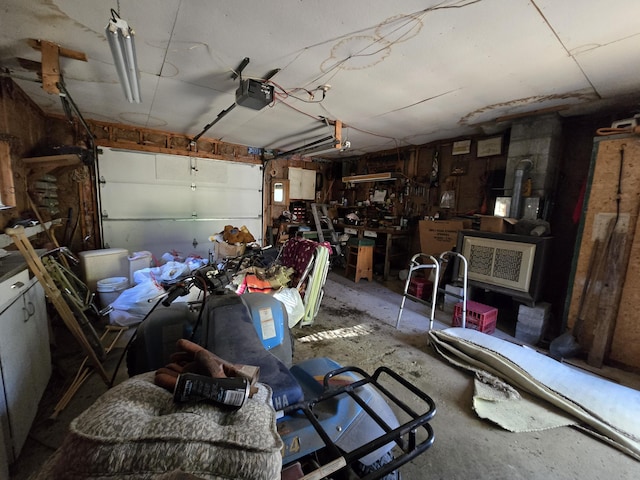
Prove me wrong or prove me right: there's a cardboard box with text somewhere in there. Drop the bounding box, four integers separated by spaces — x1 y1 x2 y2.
418 219 471 256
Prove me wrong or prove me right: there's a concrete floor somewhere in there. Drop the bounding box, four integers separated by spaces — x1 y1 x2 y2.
9 269 640 479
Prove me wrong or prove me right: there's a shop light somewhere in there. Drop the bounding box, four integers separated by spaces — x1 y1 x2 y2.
306 141 351 157
276 136 336 157
105 9 141 103
342 172 398 183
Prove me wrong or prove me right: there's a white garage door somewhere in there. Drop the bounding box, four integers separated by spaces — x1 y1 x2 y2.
98 147 263 260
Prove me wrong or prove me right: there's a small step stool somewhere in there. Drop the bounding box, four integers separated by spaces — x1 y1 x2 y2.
345 238 374 283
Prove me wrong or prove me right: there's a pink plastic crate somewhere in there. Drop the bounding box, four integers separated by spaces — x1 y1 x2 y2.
408 277 433 300
452 300 498 334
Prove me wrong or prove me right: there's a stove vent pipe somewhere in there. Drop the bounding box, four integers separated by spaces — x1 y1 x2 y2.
509 159 533 219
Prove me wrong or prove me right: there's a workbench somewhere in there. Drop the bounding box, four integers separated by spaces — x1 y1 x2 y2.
337 224 412 280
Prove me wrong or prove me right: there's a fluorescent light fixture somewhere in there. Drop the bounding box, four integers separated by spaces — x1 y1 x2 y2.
342 172 398 183
277 137 351 158
276 135 335 157
106 9 141 103
305 140 351 157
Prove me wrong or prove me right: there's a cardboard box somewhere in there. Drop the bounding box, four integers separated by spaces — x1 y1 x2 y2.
418 219 471 256
214 241 246 260
478 215 518 233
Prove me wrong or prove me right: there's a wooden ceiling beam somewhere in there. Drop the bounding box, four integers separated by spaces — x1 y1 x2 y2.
28 39 87 95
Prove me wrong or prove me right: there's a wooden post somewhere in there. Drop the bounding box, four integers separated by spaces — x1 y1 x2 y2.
588 194 640 366
40 40 61 95
0 142 16 208
27 39 87 95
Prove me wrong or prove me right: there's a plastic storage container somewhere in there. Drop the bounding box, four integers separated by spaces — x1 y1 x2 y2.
96 276 129 309
408 277 433 300
452 300 498 334
79 248 129 291
128 251 153 284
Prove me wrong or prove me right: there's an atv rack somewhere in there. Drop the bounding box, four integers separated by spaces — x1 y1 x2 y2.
282 365 437 479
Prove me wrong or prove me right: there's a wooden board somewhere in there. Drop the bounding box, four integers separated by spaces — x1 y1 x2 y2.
566 136 640 369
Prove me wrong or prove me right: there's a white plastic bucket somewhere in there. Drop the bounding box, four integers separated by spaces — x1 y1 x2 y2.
96 276 129 309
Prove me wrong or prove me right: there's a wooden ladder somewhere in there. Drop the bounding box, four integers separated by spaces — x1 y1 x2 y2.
5 226 110 385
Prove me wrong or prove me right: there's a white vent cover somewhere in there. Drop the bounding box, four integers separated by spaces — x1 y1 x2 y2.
461 236 536 293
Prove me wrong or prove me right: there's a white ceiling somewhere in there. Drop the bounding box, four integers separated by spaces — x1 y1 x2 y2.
2 0 640 157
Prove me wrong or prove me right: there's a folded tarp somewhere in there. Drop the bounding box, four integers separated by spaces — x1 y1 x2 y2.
428 328 640 461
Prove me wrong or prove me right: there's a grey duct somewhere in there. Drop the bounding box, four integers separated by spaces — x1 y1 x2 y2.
509 159 533 218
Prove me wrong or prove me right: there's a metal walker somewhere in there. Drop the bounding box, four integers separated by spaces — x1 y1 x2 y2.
396 251 468 331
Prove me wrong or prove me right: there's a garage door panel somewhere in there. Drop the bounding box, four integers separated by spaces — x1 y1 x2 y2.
99 149 158 183
191 158 262 186
155 154 192 182
101 184 262 219
192 186 261 217
100 183 192 218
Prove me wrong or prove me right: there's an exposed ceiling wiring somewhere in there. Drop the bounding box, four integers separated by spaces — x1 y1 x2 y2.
257 1 485 149
298 0 482 89
269 79 329 104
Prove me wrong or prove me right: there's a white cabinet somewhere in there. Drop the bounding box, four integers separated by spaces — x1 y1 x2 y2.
288 167 316 200
0 271 50 466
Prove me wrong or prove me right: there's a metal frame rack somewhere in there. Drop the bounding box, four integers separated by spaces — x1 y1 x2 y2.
281 365 437 479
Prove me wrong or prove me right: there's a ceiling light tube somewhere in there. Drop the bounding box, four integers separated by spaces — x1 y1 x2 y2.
342 172 397 183
106 10 141 103
306 141 351 157
276 135 336 157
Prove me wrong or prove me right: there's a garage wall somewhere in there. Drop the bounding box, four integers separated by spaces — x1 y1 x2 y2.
98 147 263 259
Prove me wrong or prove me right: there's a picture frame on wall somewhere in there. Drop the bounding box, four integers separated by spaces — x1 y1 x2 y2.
452 139 471 155
477 136 503 157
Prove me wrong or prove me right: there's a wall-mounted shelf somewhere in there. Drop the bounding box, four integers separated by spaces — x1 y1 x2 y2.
22 154 82 176
0 219 62 249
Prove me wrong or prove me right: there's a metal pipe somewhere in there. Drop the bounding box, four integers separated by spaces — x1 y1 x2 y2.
509 159 533 218
396 253 439 330
440 251 468 328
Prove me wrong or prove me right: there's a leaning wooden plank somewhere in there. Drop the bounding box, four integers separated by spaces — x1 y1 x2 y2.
5 226 109 384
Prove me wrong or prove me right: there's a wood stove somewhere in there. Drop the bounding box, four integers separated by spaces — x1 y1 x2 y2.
454 230 552 305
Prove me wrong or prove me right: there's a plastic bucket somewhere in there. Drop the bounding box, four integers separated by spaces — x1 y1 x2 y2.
96 276 129 309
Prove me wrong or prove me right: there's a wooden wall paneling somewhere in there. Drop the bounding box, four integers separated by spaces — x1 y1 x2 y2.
416 146 436 180
0 78 50 230
0 142 16 208
456 155 486 215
